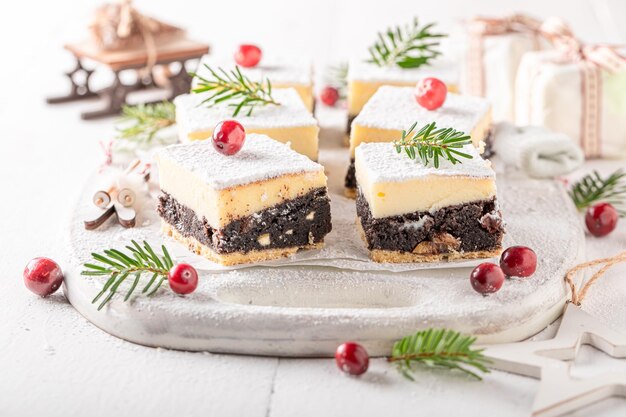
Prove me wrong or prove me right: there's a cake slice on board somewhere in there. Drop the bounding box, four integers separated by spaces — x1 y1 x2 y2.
156 134 332 266
355 140 504 263
174 88 320 161
346 86 492 197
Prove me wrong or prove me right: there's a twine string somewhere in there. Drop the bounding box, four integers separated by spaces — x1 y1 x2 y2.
565 250 626 306
90 0 161 79
116 0 158 77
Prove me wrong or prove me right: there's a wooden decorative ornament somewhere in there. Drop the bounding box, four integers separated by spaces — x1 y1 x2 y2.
483 252 626 417
84 160 149 230
46 0 209 119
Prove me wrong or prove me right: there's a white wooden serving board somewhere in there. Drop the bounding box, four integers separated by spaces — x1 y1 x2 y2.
63 143 585 357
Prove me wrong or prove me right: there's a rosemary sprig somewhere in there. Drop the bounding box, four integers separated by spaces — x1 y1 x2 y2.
569 170 626 217
81 240 174 311
368 17 445 68
389 328 490 380
116 101 176 143
191 65 280 116
394 121 473 168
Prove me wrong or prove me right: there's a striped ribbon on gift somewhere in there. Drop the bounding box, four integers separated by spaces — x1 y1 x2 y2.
466 14 543 97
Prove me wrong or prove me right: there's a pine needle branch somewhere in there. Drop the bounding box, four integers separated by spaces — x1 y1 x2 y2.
389 328 490 380
191 65 280 116
393 121 473 168
368 17 446 68
569 170 626 217
116 101 176 143
81 240 174 311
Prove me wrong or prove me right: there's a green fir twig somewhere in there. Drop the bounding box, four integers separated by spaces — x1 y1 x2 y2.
81 240 174 310
569 170 626 217
393 121 473 168
368 17 446 68
191 65 280 116
116 101 176 143
389 328 490 380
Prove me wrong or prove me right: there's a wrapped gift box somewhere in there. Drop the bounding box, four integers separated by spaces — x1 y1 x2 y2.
515 49 626 159
461 15 546 122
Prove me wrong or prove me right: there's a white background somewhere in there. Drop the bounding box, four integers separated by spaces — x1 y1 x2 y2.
1 1 626 416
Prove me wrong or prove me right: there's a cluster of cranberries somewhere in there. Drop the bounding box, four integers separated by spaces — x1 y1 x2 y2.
470 246 537 295
23 259 199 298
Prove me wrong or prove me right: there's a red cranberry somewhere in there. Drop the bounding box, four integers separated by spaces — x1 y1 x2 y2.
23 258 64 297
335 342 369 376
234 44 262 68
500 246 537 278
320 86 340 106
212 120 246 155
470 263 505 295
585 203 619 237
168 264 198 295
414 77 447 110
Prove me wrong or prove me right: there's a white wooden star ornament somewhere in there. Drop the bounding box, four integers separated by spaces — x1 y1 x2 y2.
483 250 626 417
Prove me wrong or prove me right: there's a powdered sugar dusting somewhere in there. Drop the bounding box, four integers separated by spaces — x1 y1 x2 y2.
356 141 494 183
194 55 313 86
174 88 316 133
348 58 459 84
157 134 323 190
65 167 585 355
353 86 490 132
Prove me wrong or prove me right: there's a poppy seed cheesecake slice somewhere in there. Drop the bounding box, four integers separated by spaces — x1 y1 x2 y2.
346 86 492 197
174 88 320 160
355 141 504 263
156 134 332 266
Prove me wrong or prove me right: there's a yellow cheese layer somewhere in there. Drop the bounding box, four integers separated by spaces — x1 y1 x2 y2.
274 83 314 112
158 157 327 229
347 80 459 116
186 126 320 161
349 111 491 158
355 163 496 219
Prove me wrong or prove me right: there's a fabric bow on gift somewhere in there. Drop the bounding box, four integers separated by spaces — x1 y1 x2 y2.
468 14 543 36
541 17 626 74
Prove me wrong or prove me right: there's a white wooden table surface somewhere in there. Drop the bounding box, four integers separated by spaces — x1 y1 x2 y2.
1 1 625 416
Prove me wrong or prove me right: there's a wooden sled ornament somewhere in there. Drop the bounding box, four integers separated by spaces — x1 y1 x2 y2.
46 1 209 120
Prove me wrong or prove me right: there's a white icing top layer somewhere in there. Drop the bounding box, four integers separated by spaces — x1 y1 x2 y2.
355 141 494 183
348 58 458 84
158 133 324 190
354 86 491 132
194 55 313 86
174 88 317 133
